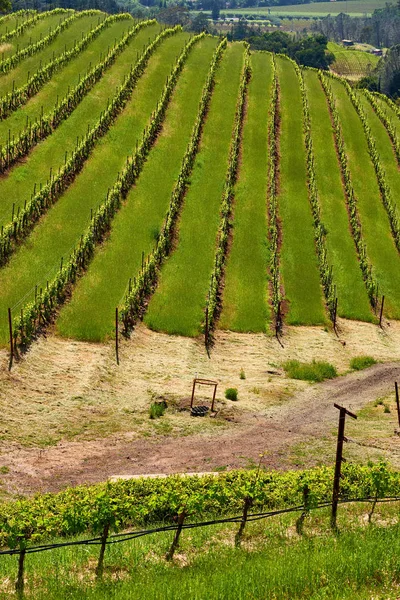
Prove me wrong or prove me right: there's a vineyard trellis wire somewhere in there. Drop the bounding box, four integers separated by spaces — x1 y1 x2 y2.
0 11 133 120
318 71 378 310
0 9 100 75
120 37 228 335
204 43 251 346
0 23 176 267
0 17 155 174
10 29 203 350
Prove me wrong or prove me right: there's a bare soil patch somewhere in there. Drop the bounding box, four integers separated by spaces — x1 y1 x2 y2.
0 318 399 497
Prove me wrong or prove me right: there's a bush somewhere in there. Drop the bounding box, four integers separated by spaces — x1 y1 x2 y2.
283 360 337 382
240 369 246 380
149 402 166 419
225 388 238 401
350 356 377 371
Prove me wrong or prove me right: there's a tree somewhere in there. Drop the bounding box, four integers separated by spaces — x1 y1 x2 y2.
211 0 220 21
190 12 210 32
0 0 11 12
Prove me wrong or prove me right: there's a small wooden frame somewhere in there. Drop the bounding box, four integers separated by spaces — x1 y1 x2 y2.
190 378 218 412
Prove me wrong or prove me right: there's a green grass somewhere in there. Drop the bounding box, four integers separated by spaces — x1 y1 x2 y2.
330 77 400 319
220 0 388 17
283 358 337 381
350 355 377 370
275 56 326 325
56 36 218 341
0 22 160 230
1 508 400 599
219 52 272 333
149 401 166 418
358 90 400 214
0 11 71 59
144 42 245 337
304 70 372 321
0 13 103 97
0 16 133 146
0 31 189 346
0 12 35 38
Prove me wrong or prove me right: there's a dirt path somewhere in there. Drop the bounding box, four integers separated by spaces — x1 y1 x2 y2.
1 361 398 496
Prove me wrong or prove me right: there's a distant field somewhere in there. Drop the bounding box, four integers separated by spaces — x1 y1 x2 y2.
220 0 388 17
329 42 380 78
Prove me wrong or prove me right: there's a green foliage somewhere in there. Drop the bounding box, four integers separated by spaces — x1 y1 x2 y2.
225 387 238 400
283 359 337 382
240 368 246 379
357 75 379 92
350 355 377 370
149 401 166 418
0 464 399 549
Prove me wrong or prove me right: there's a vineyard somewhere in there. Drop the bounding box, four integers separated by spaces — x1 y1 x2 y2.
0 10 400 353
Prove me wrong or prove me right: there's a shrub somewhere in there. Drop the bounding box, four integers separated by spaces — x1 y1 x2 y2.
149 402 166 419
283 360 337 382
225 388 238 401
240 369 246 380
350 356 377 371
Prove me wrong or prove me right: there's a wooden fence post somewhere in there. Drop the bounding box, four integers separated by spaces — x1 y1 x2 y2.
395 381 400 429
331 404 357 530
15 547 26 598
235 496 253 547
166 511 186 561
296 484 310 535
379 295 385 328
8 307 13 371
115 307 119 366
95 522 110 579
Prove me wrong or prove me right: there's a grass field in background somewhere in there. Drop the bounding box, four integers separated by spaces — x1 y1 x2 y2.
0 31 188 346
220 0 387 17
276 56 326 325
145 43 245 337
0 13 104 96
219 52 272 333
0 16 133 144
57 36 218 341
330 77 400 319
0 22 159 230
304 70 372 321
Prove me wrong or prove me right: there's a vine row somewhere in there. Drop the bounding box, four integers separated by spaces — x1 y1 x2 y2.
205 45 251 340
318 71 377 306
0 25 179 267
0 10 63 44
0 19 155 174
0 9 36 31
0 12 132 120
340 77 400 254
268 55 282 327
364 89 400 166
120 38 227 335
0 10 102 75
295 62 335 321
12 31 202 349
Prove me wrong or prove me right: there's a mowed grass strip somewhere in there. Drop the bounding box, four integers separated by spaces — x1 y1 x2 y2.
0 11 71 59
358 90 400 213
56 36 218 342
0 31 188 346
0 23 160 228
0 17 134 145
330 78 400 319
0 13 102 96
276 56 326 325
145 42 245 337
219 52 272 333
304 70 372 321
